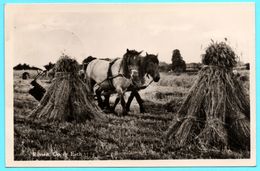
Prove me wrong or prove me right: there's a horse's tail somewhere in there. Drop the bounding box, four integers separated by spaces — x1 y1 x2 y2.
86 78 96 94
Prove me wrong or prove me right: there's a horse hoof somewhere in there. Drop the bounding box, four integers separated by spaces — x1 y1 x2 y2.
112 110 118 116
122 111 128 116
140 108 146 113
103 108 111 113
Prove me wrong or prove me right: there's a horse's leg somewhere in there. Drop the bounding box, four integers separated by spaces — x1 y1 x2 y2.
126 91 135 112
95 88 104 109
115 87 127 116
126 90 145 113
134 90 145 113
103 93 112 113
112 97 120 114
120 95 127 116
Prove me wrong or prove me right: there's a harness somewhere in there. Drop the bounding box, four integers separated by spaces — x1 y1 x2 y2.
94 58 154 91
107 58 120 88
132 79 154 90
94 58 124 89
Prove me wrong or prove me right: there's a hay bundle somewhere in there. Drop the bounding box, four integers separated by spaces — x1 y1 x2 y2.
166 41 250 150
202 41 237 68
29 55 104 122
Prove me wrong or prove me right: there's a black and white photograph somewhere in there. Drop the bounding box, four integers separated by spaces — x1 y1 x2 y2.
5 3 255 167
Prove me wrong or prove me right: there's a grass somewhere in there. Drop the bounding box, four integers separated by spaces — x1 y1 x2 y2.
13 70 250 160
158 72 197 88
14 70 42 80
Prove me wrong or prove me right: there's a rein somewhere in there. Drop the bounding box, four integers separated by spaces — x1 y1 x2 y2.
144 79 154 88
94 73 125 89
131 79 154 90
94 79 154 98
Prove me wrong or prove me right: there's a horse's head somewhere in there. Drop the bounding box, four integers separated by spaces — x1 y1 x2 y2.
122 49 143 79
143 52 160 82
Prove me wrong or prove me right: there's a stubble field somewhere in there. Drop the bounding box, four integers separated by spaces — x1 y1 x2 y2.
13 70 250 160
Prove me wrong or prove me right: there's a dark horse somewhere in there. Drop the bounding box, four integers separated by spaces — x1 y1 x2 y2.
84 49 142 116
103 52 160 113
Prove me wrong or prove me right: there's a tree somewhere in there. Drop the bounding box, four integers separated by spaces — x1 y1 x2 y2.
171 49 186 72
13 63 42 70
13 64 23 70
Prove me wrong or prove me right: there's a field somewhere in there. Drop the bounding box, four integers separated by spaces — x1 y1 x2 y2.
13 70 250 160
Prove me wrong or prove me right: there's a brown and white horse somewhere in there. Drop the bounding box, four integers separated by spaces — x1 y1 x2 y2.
104 52 160 113
84 49 142 115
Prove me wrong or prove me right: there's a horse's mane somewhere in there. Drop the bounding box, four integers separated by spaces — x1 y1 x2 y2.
82 56 97 71
121 49 141 78
100 58 111 61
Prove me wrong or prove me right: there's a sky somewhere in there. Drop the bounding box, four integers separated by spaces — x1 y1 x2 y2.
6 3 255 69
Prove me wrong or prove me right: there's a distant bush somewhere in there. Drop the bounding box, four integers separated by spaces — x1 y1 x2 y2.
14 63 42 71
159 62 171 72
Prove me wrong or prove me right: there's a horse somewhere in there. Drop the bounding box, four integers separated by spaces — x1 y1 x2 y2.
84 49 143 116
103 52 160 113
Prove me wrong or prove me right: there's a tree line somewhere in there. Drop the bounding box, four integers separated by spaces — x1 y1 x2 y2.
13 63 42 71
159 49 249 73
14 52 249 73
